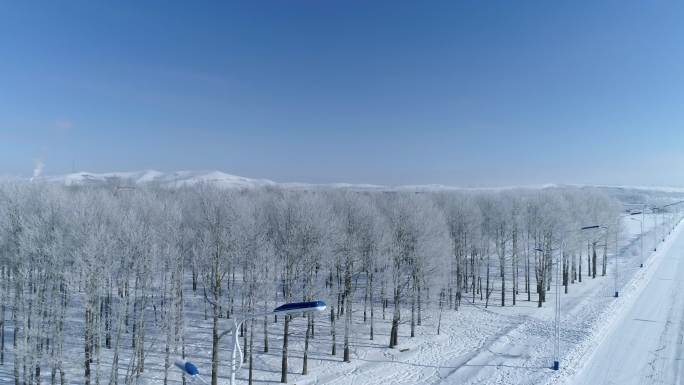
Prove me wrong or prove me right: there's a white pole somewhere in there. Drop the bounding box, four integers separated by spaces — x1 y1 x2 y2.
553 240 561 370
640 209 644 268
653 210 658 251
614 217 619 298
661 210 665 241
230 319 239 385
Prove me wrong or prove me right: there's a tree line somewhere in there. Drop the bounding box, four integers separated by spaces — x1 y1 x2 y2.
0 182 621 385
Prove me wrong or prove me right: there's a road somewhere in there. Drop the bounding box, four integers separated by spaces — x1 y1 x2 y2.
573 225 684 385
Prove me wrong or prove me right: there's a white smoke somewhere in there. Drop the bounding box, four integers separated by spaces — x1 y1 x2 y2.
31 159 44 181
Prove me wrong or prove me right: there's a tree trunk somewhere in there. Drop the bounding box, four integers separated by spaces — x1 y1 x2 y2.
248 320 254 385
85 307 92 385
302 315 310 374
0 302 4 365
473 250 477 303
381 280 386 320
455 251 462 310
563 254 569 294
485 256 491 308
343 268 352 363
369 273 375 340
105 289 112 349
417 283 422 326
500 272 505 307
210 304 219 385
587 242 591 278
330 306 336 355
363 277 368 323
437 289 444 335
280 315 289 383
512 256 517 306
571 254 576 284
410 283 416 338
526 247 531 301
602 242 608 277
389 287 400 348
263 315 269 353
537 280 544 307
13 291 19 385
592 243 597 279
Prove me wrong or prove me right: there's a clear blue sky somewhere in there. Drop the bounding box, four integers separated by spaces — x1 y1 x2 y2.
1 1 683 186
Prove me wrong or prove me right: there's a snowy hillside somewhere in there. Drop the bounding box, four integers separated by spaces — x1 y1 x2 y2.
35 171 684 198
41 170 556 192
45 170 278 189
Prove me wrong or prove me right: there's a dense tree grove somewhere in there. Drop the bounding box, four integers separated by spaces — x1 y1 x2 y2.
0 182 623 384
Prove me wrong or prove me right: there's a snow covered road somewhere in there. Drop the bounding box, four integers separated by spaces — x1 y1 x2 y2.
572 223 684 385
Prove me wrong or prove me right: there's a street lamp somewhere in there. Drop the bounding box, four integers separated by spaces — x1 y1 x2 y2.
629 216 644 268
176 300 327 385
175 360 208 384
535 245 561 371
650 207 659 251
604 211 642 298
622 203 646 267
650 203 679 251
534 225 599 371
655 200 684 241
660 207 665 242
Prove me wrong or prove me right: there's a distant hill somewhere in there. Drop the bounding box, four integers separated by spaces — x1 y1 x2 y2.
35 170 684 198
44 170 278 189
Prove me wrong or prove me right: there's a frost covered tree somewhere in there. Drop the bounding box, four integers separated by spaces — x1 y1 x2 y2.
330 192 383 361
194 187 240 385
0 181 627 385
266 191 331 382
380 194 449 347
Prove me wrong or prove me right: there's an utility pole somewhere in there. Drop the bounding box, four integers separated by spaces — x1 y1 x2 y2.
641 209 645 267
554 240 561 371
534 224 602 371
615 215 619 298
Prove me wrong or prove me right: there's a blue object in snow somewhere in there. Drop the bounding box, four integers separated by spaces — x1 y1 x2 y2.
175 360 199 376
185 361 199 376
273 300 326 315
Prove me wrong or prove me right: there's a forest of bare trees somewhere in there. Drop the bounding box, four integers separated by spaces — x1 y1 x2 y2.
0 182 624 385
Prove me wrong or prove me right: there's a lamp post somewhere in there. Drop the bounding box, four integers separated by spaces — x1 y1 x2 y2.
641 209 645 267
535 245 561 371
615 218 619 297
534 224 599 371
651 207 659 251
610 211 642 298
622 203 646 268
655 200 684 242
661 208 665 241
629 216 644 268
175 360 208 384
176 300 327 385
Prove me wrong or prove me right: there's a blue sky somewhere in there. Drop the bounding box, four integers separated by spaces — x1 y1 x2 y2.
1 1 683 186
